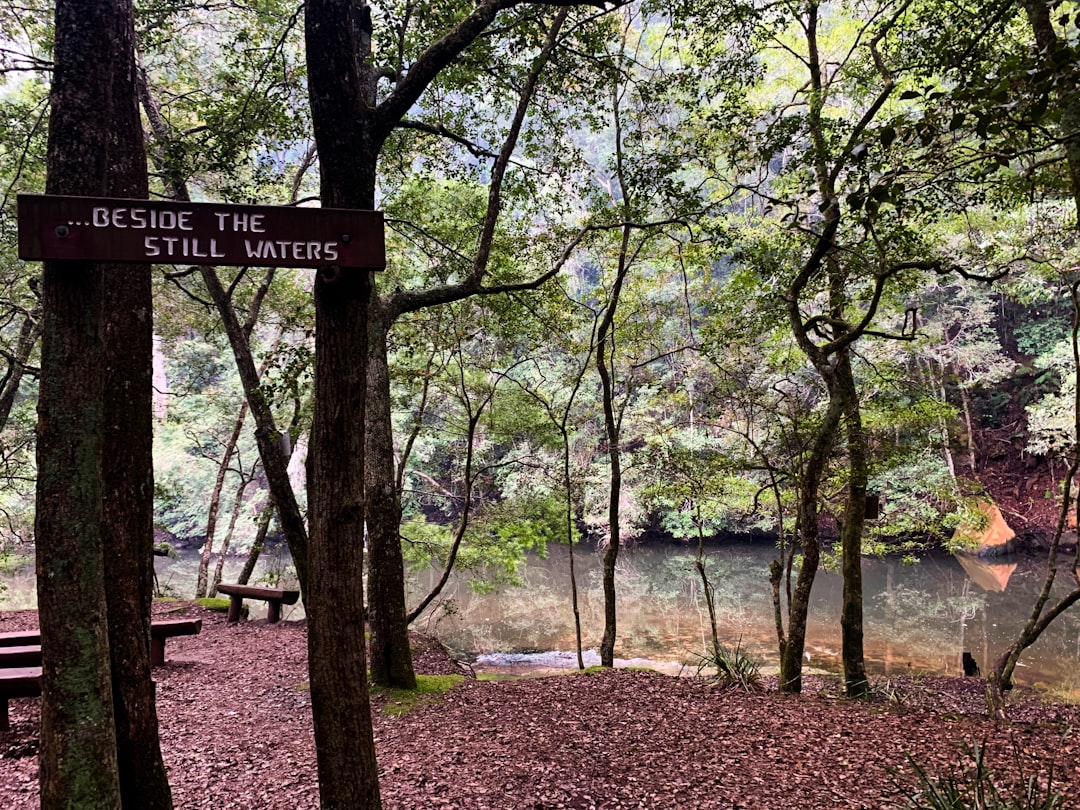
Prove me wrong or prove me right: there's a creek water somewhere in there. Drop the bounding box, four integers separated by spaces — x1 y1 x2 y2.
3 541 1078 692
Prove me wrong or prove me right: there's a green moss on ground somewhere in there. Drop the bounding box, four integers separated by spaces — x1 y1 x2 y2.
375 674 465 716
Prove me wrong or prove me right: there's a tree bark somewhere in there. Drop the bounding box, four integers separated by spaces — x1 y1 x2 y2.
305 1 383 805
836 351 869 698
37 1 134 806
100 0 173 802
777 395 842 693
366 306 416 689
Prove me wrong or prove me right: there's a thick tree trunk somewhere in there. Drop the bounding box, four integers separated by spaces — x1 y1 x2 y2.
37 1 128 806
366 305 416 689
305 1 384 805
100 0 173 800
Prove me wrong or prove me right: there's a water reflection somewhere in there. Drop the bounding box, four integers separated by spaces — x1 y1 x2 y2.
3 540 1079 691
953 553 1017 593
411 542 1080 691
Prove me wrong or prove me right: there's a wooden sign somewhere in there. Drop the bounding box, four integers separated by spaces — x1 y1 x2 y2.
17 194 386 270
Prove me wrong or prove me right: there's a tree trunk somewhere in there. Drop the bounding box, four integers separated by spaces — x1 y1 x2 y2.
136 67 310 597
305 0 383 804
778 395 843 693
597 305 623 669
307 267 381 809
366 306 416 689
836 351 869 698
197 400 248 599
238 505 274 586
100 0 173 801
210 471 256 597
0 306 41 431
37 1 133 806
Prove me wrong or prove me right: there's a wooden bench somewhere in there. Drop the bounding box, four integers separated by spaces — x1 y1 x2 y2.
216 583 300 624
0 618 201 668
0 667 40 731
149 618 202 665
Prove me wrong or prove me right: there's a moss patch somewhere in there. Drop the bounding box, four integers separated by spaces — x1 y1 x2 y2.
374 674 465 716
196 597 233 614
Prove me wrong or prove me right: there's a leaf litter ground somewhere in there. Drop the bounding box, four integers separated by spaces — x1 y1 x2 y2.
0 603 1077 809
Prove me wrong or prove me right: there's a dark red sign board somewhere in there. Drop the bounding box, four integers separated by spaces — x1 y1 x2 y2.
17 194 386 270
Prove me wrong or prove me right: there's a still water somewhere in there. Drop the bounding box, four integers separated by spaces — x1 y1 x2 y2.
3 541 1078 691
409 542 1080 692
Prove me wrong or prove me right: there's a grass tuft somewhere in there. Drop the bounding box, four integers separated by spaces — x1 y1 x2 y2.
695 641 762 692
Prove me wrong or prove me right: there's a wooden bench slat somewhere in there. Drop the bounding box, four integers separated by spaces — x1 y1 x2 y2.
216 583 300 604
216 583 300 624
0 667 41 732
0 630 40 648
0 645 41 667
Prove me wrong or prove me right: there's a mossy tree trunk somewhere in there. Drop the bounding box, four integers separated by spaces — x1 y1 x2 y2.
37 0 172 806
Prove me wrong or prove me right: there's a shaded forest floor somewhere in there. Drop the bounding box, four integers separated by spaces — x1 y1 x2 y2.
0 603 1077 809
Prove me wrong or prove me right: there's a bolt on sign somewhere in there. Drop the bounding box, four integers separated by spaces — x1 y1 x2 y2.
17 194 386 270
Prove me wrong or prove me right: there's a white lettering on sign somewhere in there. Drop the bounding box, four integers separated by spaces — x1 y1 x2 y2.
89 206 194 231
244 239 339 262
144 236 226 259
214 212 266 232
62 203 347 265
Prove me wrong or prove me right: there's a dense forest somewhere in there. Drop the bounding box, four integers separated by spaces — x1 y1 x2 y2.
5 0 1080 805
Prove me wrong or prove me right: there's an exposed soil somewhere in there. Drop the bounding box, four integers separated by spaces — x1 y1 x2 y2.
0 603 1077 809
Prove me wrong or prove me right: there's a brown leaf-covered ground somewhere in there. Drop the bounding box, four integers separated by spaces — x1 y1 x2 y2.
0 603 1077 809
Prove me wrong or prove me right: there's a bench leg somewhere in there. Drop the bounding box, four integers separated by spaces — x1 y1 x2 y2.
0 699 8 732
150 637 165 667
226 595 244 623
267 601 281 624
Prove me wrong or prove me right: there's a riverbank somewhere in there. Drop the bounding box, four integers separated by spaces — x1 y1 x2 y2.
0 602 1077 808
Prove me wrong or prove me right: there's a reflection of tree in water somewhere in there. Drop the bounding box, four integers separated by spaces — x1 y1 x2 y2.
875 573 987 664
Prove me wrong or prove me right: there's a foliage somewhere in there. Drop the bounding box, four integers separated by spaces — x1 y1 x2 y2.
695 640 762 692
899 740 1063 810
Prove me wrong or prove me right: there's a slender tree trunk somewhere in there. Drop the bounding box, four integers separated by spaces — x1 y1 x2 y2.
836 351 869 698
210 471 256 596
366 306 416 688
136 69 310 597
0 307 41 431
596 299 625 668
778 395 843 693
563 430 584 669
238 505 274 586
197 400 249 598
695 506 721 663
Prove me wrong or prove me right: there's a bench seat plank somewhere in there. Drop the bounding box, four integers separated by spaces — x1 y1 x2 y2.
0 667 41 731
216 583 300 624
